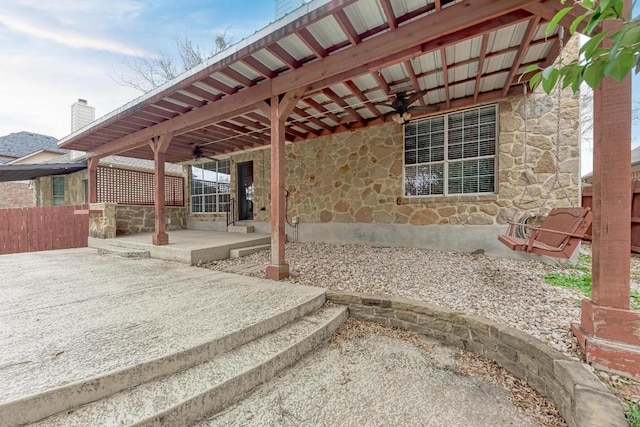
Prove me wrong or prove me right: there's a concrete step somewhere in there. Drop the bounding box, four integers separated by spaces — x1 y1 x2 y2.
0 292 326 426
229 244 270 259
97 246 150 259
227 225 254 233
32 305 347 427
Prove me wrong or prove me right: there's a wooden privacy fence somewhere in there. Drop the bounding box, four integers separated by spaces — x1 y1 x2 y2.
0 205 89 255
581 182 640 253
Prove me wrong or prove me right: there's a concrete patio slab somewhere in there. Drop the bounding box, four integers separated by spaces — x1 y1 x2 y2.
88 229 271 264
0 248 323 405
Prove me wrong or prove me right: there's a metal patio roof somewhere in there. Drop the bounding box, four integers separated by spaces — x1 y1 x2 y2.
58 0 574 163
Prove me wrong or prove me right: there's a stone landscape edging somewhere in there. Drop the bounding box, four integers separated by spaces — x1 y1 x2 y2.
326 290 627 427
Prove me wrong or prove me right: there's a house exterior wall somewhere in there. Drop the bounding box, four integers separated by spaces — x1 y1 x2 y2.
37 171 87 207
185 42 581 257
0 181 36 208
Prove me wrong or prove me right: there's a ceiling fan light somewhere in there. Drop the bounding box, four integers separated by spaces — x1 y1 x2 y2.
392 113 402 124
403 111 412 121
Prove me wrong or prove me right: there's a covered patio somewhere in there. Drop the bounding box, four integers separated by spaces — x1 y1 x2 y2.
58 0 639 377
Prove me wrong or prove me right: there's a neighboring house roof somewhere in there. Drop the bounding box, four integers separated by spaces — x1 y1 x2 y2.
6 149 67 165
0 132 64 158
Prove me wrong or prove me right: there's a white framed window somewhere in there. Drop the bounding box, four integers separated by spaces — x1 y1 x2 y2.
190 159 230 213
404 104 497 197
52 177 65 206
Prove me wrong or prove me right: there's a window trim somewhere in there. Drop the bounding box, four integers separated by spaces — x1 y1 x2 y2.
402 104 498 198
52 176 65 206
189 159 231 214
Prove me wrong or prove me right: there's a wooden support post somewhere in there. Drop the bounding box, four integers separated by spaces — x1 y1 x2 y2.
87 157 98 204
265 90 304 280
572 0 640 379
150 133 173 246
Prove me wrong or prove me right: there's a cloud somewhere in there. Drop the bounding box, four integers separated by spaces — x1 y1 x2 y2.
0 13 156 58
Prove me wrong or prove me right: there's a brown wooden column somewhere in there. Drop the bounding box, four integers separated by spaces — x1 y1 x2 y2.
572 0 640 378
265 91 303 280
87 157 98 204
149 133 173 246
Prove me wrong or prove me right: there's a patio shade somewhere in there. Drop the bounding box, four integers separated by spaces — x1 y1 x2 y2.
0 162 87 182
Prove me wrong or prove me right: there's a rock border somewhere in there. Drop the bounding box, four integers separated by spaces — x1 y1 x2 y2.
327 291 627 427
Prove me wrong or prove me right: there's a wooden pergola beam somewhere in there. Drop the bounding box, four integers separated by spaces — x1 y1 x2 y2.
502 16 541 96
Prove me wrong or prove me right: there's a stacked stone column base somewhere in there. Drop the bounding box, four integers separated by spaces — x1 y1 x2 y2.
572 299 640 379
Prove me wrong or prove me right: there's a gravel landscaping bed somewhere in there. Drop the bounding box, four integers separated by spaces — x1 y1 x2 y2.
207 242 640 359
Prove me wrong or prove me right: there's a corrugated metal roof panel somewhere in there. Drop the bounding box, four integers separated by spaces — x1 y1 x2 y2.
381 63 407 86
420 72 443 91
534 22 557 40
392 0 436 19
211 73 239 89
368 89 389 104
426 88 446 104
480 72 509 93
484 52 517 74
413 51 440 74
251 49 286 70
522 41 552 65
330 83 353 98
310 92 331 104
487 23 523 53
344 0 386 34
446 37 481 65
353 74 379 91
228 62 262 81
306 16 349 48
277 34 314 60
451 61 478 84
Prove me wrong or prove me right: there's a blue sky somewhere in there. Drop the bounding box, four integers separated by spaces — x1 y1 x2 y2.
0 0 636 175
0 0 278 138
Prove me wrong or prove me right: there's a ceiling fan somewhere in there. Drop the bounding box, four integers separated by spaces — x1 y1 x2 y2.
376 91 439 124
192 145 218 161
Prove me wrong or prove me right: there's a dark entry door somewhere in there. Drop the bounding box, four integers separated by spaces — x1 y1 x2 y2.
237 161 254 221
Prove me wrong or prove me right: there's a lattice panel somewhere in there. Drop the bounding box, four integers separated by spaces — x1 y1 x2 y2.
97 166 184 206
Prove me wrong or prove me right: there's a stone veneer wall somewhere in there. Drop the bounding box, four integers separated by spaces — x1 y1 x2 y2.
327 291 627 427
115 205 187 235
88 203 187 238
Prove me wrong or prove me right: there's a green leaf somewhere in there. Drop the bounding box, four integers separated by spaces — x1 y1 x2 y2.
599 0 616 12
612 0 625 18
580 31 609 58
570 14 587 34
542 68 560 93
546 7 574 37
621 23 640 45
585 11 602 34
522 64 541 75
583 60 606 88
608 50 635 81
529 71 542 89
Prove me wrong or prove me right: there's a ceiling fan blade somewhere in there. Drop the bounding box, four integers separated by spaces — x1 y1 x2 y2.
406 90 428 106
410 105 440 113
